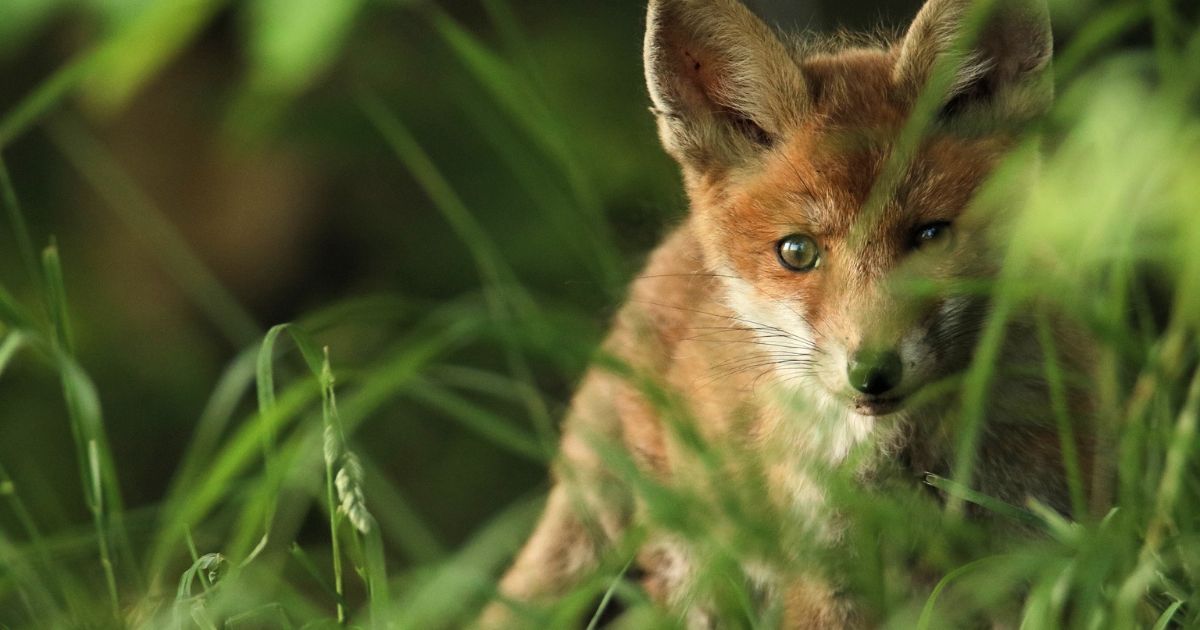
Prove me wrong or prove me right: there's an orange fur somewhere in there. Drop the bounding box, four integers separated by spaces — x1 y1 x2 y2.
483 0 1095 627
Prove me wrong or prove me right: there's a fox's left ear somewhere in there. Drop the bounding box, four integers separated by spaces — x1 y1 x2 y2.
895 0 1053 123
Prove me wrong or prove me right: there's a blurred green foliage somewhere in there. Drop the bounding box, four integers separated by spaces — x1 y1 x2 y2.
1 0 1199 627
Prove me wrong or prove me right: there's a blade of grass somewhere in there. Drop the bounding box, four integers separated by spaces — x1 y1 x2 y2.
1148 0 1181 76
358 90 556 457
0 281 36 331
1035 309 1087 520
80 0 229 114
46 115 260 346
1053 3 1149 80
0 155 39 287
288 543 341 606
1151 600 1183 630
318 348 349 624
0 0 237 147
356 89 529 312
360 515 389 629
924 474 1041 527
0 331 26 377
146 378 319 580
42 244 122 616
320 344 390 628
585 556 635 630
407 377 544 463
151 309 481 575
252 324 306 547
391 493 544 629
419 4 624 293
357 454 444 564
168 296 398 522
0 48 101 149
917 555 1007 630
41 240 73 354
0 460 75 618
167 348 258 500
0 528 56 626
1114 371 1200 628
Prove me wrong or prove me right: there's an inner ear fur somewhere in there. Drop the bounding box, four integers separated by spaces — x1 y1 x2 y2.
644 0 809 171
894 0 1053 124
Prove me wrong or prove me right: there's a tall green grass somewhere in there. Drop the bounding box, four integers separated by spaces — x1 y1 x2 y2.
0 0 1199 628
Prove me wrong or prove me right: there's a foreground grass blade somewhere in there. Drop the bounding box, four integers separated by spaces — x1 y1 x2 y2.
319 349 350 624
924 474 1041 527
243 323 331 568
41 244 123 616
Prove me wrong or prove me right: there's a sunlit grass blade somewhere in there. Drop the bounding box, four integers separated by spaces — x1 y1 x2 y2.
1151 600 1183 630
0 331 25 377
584 556 635 630
319 348 350 623
80 0 228 114
924 474 1041 527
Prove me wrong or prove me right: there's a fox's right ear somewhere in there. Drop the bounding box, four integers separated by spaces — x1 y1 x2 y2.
644 0 808 175
895 0 1053 125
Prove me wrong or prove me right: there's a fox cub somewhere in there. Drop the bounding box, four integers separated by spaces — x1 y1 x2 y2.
486 0 1096 626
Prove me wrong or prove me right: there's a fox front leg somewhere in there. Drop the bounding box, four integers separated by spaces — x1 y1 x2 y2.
479 482 618 627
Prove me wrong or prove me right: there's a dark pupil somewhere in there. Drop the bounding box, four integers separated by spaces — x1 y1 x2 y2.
780 237 816 270
920 225 942 241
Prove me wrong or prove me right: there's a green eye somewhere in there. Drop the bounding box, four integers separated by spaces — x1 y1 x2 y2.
776 234 821 272
914 222 953 250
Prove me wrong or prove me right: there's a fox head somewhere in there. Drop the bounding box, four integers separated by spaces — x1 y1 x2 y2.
644 0 1052 418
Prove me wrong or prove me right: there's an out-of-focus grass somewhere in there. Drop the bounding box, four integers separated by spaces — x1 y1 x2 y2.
0 0 1199 628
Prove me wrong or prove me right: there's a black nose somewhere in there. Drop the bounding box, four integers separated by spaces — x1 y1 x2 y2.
847 350 903 396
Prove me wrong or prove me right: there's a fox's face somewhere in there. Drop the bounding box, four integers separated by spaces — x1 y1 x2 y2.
645 0 1052 417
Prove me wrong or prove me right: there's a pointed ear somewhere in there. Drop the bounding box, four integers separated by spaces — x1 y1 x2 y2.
894 0 1053 124
644 0 808 173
